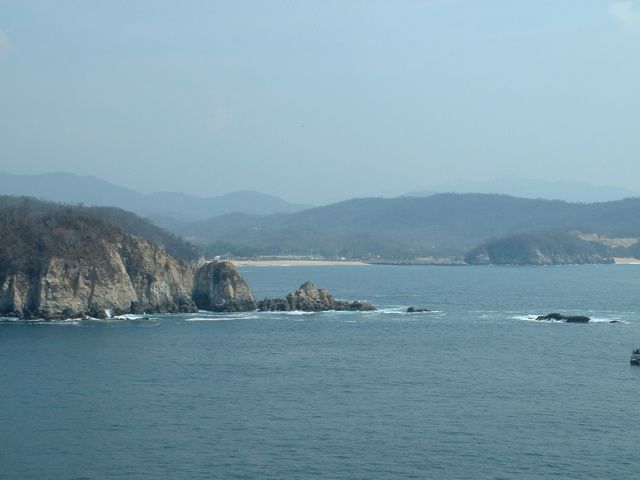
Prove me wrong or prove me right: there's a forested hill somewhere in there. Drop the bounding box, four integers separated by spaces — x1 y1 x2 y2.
0 197 203 262
156 193 640 258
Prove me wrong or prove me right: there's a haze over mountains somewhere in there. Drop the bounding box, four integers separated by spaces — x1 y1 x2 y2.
1 172 637 221
406 175 639 203
0 172 311 221
2 171 640 263
160 194 640 259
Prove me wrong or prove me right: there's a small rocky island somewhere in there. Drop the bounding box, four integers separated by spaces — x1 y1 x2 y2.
535 313 591 323
257 281 375 312
192 260 258 312
407 306 430 313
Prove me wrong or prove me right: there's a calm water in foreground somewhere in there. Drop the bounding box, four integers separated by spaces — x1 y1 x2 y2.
2 264 640 479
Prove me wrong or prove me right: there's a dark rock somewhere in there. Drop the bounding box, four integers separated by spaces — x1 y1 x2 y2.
258 297 290 311
178 295 198 313
407 306 430 313
348 300 376 311
130 301 145 314
192 261 257 312
257 281 376 312
88 307 109 319
535 312 590 323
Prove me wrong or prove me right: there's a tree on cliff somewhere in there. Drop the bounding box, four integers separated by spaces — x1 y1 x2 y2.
91 206 203 262
0 196 203 263
0 199 119 276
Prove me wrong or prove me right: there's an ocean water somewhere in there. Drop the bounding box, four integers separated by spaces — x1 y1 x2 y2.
2 264 640 479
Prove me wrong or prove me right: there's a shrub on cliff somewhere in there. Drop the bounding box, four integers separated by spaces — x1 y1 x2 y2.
91 206 203 262
0 196 203 264
0 199 120 276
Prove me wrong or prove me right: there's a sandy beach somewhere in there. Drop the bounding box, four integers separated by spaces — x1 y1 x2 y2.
231 260 370 266
231 258 640 266
613 257 640 264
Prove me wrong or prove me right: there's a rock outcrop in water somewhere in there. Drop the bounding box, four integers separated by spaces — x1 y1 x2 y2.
192 261 257 312
407 306 430 313
535 313 591 323
257 281 376 312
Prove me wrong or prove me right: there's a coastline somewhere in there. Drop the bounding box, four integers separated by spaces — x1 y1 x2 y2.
230 258 640 266
613 257 640 264
231 260 370 266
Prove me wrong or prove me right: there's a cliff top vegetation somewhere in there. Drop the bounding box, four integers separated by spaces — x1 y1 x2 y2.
0 197 202 278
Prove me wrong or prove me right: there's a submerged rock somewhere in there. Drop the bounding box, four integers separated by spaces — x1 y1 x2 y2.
535 312 590 323
258 281 376 312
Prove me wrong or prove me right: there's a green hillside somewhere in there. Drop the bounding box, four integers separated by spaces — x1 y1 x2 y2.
156 194 640 259
0 197 203 263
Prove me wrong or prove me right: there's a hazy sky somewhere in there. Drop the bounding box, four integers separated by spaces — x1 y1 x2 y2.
1 1 639 204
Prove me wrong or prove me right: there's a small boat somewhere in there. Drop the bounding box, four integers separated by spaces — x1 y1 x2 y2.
631 349 640 365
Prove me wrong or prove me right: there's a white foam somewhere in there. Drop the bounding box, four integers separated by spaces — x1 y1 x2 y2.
37 318 83 326
378 308 440 316
113 314 149 320
589 317 629 324
185 314 260 322
514 314 629 325
516 314 563 323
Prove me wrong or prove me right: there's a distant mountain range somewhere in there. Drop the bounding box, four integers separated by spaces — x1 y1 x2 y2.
158 194 640 259
2 172 639 262
406 175 639 203
2 172 637 222
0 172 312 221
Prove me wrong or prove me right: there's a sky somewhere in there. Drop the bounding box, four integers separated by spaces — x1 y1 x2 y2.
1 1 639 204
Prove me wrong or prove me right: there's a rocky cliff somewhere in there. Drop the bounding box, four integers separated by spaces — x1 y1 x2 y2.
192 261 257 312
0 201 201 319
0 231 198 319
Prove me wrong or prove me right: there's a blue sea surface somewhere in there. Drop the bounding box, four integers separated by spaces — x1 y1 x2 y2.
2 265 640 479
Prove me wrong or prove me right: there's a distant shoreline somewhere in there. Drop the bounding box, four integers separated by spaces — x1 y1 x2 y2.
613 257 640 264
231 260 370 266
230 258 640 266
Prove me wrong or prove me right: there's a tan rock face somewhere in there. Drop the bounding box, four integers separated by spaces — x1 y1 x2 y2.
257 281 376 312
286 281 335 311
39 255 136 316
0 273 32 316
119 235 196 312
0 232 198 319
192 261 257 312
